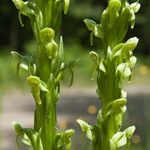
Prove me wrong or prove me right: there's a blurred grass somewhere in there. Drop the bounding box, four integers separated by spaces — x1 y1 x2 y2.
0 51 28 93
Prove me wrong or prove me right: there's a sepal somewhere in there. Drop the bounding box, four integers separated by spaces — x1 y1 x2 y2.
77 119 93 140
27 75 48 105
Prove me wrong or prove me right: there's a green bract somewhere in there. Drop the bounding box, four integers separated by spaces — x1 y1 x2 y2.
11 0 74 150
78 0 140 150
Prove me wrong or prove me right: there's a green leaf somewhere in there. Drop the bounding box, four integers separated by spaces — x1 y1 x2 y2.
77 119 93 140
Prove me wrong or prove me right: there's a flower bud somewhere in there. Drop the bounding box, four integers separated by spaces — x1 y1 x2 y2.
64 0 70 14
130 2 140 13
45 41 58 59
89 51 98 64
122 37 139 52
108 0 121 11
27 76 40 87
40 28 55 43
125 126 136 138
11 0 24 10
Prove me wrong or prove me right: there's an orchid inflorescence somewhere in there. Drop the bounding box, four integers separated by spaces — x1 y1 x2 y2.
77 0 140 149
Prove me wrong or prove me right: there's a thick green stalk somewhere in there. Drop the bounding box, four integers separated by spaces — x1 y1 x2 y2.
35 36 57 150
11 0 74 150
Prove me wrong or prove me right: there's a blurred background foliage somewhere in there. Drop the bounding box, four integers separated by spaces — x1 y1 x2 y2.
0 0 150 89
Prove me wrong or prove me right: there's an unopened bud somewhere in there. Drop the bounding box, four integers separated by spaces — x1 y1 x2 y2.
27 76 40 87
125 126 136 138
40 28 55 43
108 0 121 11
11 0 24 9
45 41 58 59
123 37 139 52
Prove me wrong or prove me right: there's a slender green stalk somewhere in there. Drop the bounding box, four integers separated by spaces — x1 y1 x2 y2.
78 0 140 149
11 0 74 150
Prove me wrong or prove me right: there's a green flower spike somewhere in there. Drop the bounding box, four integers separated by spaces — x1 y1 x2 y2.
78 0 140 149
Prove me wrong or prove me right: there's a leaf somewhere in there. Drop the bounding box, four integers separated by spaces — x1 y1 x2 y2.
77 119 93 140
